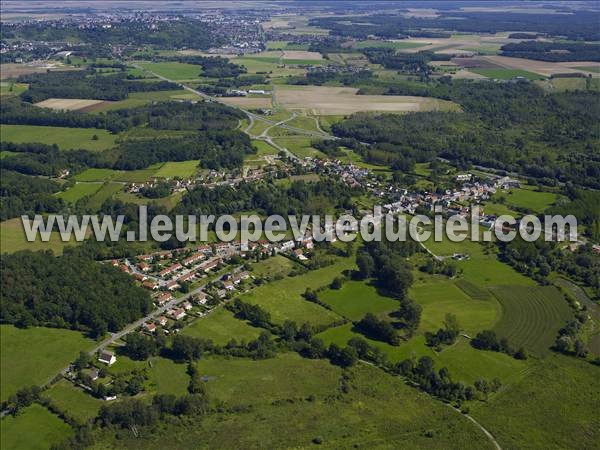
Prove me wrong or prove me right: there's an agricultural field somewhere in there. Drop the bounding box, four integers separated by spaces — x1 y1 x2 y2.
275 85 460 115
96 362 492 449
136 62 202 80
181 307 265 345
114 191 183 211
0 124 117 151
0 81 28 96
0 217 82 254
73 168 123 182
251 254 298 278
154 160 199 178
319 280 399 321
34 98 105 111
0 325 93 402
469 68 544 80
251 140 279 156
43 379 103 424
84 182 124 210
113 168 160 183
239 256 355 326
490 286 572 356
481 55 591 77
92 90 200 112
272 136 326 158
354 39 431 50
470 354 600 450
147 357 190 397
55 182 102 203
220 96 272 109
492 186 560 213
0 404 73 450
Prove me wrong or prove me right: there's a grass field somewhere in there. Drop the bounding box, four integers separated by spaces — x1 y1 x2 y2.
43 379 103 424
93 90 199 111
471 354 600 449
493 186 559 213
411 279 500 335
95 360 491 449
0 81 28 97
0 124 117 151
455 279 492 300
137 62 202 80
114 191 183 211
148 357 190 397
0 325 93 402
238 256 354 326
56 182 102 203
34 98 104 111
0 217 81 255
469 68 544 80
490 285 573 356
73 168 123 182
251 255 298 278
85 182 124 210
154 160 199 178
354 39 431 50
113 168 160 183
319 280 399 321
251 140 279 156
181 308 265 345
0 404 74 450
272 136 325 158
275 85 460 115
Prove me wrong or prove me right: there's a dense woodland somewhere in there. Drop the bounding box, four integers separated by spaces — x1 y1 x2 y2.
0 169 64 220
333 80 600 189
500 41 600 62
310 10 600 41
0 251 152 336
18 71 182 103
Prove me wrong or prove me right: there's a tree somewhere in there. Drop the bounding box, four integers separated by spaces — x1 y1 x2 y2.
574 339 589 358
356 252 374 279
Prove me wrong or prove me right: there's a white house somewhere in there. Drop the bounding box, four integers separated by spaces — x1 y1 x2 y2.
98 350 117 366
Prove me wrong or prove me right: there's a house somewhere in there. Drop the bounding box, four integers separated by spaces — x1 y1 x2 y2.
89 368 100 381
168 308 186 321
194 291 207 305
166 280 181 291
137 254 154 262
177 271 196 283
182 253 204 266
223 280 235 291
144 322 157 333
456 173 472 182
139 262 151 272
232 271 250 284
280 240 295 252
133 273 147 282
182 301 193 311
156 316 168 327
156 292 173 305
143 280 159 290
103 395 117 401
199 258 220 273
98 350 117 366
159 263 182 278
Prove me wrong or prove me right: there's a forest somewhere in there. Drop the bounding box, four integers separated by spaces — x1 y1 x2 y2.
18 71 182 103
0 169 64 220
500 41 600 62
309 10 600 41
0 250 152 336
333 80 600 189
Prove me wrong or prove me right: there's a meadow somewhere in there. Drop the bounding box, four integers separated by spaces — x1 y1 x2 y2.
136 62 202 80
0 124 117 151
0 217 81 254
181 308 265 345
469 68 544 80
0 404 73 450
493 186 560 213
147 357 190 397
55 182 102 203
251 254 299 278
95 361 492 449
238 255 355 326
154 160 199 178
93 90 200 111
318 280 399 321
73 168 122 182
85 182 124 210
272 136 325 158
490 285 572 356
470 354 600 449
43 379 103 423
0 325 93 402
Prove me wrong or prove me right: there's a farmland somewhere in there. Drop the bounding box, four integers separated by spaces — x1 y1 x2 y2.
55 182 102 203
154 160 199 178
0 404 73 450
490 286 573 356
469 68 544 80
492 186 560 213
0 217 82 254
181 307 265 344
85 182 124 210
275 85 460 115
0 124 117 151
34 98 105 111
136 62 202 80
43 379 103 423
0 325 93 402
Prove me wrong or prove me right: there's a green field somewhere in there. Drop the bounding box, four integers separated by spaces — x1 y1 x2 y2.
319 280 399 321
411 279 500 335
251 254 297 278
85 182 124 210
113 168 160 183
154 160 199 178
490 285 573 356
570 65 600 73
0 217 82 255
354 39 430 50
469 68 544 80
43 379 103 423
137 62 202 80
0 81 28 96
114 191 183 211
0 404 73 450
272 136 326 158
493 186 559 213
0 325 93 402
252 140 279 156
94 90 199 111
148 357 190 397
238 256 354 326
0 124 117 151
471 354 600 449
73 168 122 182
181 308 265 345
56 182 102 203
95 361 492 449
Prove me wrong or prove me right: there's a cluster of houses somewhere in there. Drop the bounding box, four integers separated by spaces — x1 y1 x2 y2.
125 177 195 194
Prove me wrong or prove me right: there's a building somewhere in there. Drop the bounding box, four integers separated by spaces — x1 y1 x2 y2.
156 316 168 327
144 322 157 333
156 292 173 305
168 308 186 321
194 291 207 305
98 350 116 366
143 280 159 290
